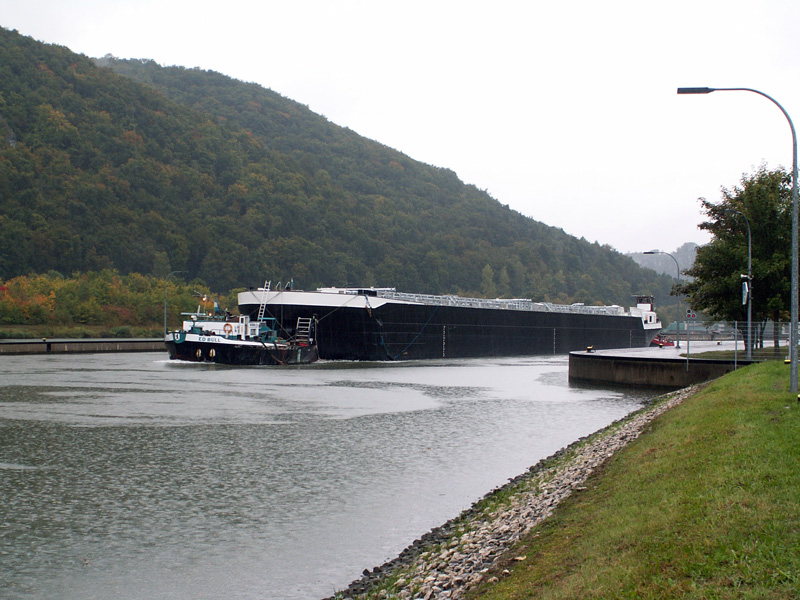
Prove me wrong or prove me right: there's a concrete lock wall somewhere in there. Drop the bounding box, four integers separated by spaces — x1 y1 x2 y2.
569 351 758 388
0 339 165 355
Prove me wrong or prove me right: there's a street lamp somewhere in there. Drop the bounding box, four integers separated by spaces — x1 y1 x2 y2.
678 86 799 391
644 250 681 348
724 208 753 359
164 271 188 335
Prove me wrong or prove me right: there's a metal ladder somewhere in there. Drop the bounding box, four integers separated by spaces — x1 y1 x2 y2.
294 317 314 345
256 280 271 322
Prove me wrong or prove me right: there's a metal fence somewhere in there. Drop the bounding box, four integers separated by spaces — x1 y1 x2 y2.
659 320 791 348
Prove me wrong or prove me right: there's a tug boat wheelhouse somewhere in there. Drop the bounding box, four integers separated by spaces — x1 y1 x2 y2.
237 282 662 361
164 303 318 366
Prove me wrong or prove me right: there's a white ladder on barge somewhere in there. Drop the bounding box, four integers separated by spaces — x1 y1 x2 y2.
256 280 271 322
294 317 314 344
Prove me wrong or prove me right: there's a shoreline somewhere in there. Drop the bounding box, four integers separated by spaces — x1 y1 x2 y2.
326 385 698 600
0 338 164 354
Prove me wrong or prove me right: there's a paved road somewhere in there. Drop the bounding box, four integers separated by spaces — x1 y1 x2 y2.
589 339 754 359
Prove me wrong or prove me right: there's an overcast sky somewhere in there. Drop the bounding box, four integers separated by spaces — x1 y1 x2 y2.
4 0 800 255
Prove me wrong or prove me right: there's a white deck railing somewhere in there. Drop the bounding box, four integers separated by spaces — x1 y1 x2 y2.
322 288 627 316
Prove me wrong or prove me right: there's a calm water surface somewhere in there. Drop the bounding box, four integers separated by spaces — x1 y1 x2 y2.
0 352 656 599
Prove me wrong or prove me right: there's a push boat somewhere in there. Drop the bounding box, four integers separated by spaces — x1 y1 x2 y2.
649 333 675 348
237 282 663 361
164 302 318 365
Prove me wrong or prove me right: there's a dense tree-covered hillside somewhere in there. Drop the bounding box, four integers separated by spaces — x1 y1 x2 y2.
0 27 673 308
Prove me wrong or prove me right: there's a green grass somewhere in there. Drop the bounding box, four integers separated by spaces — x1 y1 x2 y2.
469 361 800 599
688 347 787 361
0 324 162 339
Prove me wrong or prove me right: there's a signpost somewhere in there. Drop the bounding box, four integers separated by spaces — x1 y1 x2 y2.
685 310 696 369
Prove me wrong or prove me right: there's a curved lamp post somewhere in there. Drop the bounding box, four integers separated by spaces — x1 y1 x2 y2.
678 87 798 391
644 250 681 348
163 271 188 335
724 208 753 359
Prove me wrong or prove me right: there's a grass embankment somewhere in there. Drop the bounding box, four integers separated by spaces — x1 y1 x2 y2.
0 324 161 339
470 361 800 599
689 347 787 361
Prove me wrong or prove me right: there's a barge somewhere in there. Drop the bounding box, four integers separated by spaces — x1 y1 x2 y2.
164 309 318 366
238 283 662 361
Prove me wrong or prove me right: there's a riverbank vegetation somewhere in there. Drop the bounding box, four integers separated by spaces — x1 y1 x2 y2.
0 270 234 338
469 360 800 599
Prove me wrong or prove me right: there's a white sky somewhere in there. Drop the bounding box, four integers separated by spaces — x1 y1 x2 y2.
3 0 800 254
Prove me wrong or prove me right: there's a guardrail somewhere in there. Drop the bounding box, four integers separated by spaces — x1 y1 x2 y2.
660 320 792 346
372 290 627 315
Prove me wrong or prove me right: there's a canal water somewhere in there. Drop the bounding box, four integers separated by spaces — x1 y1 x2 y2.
0 352 656 599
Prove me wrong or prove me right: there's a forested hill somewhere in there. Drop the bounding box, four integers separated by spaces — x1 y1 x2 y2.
0 27 672 305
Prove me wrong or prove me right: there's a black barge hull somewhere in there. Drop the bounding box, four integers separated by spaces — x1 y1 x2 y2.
240 299 657 361
165 338 318 365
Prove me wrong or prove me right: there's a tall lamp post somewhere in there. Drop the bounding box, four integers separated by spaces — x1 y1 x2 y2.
724 208 753 359
163 271 188 335
678 87 798 392
644 250 681 348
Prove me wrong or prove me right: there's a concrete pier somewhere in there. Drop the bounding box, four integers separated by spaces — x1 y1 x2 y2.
0 338 165 355
569 341 759 388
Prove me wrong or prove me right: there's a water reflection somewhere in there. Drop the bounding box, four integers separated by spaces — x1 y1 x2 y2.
0 353 655 599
